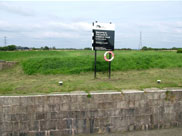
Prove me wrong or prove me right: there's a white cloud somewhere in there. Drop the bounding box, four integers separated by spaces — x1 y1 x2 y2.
135 21 182 33
0 18 91 32
174 28 182 33
0 20 21 32
0 2 34 16
3 0 179 1
30 31 80 39
0 19 90 40
0 20 33 32
1 1 182 48
48 21 92 31
0 20 10 27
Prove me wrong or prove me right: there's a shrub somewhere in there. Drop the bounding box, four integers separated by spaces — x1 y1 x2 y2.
141 46 148 50
7 45 16 51
177 49 182 53
0 45 16 51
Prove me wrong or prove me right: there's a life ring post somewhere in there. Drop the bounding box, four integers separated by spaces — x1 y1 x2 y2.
94 50 97 79
109 53 111 79
104 51 114 79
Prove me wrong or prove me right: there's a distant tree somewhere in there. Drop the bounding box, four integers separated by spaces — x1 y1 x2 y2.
32 47 36 50
40 46 49 50
16 46 29 50
0 45 16 51
3 46 9 51
7 45 16 51
24 47 29 50
121 48 132 50
172 47 176 50
84 47 92 50
52 46 56 50
172 47 179 50
43 46 49 50
141 46 148 50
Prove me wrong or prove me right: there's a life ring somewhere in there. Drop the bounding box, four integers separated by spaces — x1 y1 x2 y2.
104 51 114 62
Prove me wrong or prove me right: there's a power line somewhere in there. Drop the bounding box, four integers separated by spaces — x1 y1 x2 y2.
139 31 142 50
4 36 7 46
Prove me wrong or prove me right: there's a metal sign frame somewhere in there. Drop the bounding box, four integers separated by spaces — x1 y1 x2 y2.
92 21 115 79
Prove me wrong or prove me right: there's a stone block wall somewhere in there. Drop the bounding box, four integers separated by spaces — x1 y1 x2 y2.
0 89 182 136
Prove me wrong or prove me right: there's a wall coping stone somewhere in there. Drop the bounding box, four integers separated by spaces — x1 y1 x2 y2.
122 90 144 93
0 89 182 98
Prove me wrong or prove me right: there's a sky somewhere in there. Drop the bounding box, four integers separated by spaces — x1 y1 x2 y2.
0 1 182 49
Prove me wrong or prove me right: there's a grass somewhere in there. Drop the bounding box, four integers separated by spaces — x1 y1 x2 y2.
1 50 182 75
0 50 182 95
77 128 182 136
20 50 182 74
0 64 182 95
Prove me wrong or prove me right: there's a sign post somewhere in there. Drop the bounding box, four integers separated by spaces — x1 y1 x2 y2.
94 50 97 79
109 53 111 79
92 21 115 79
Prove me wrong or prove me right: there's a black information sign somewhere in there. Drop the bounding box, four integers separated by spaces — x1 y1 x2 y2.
92 22 115 79
92 22 115 51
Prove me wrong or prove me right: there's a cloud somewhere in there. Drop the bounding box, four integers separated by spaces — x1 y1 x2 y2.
29 31 80 39
48 21 92 31
3 0 179 1
0 20 19 32
0 20 92 32
134 21 182 34
0 20 10 28
30 21 92 38
0 18 92 40
0 2 34 16
0 20 32 33
161 40 180 43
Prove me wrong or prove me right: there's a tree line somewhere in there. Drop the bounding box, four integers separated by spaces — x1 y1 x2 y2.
1 45 182 51
0 45 52 51
141 46 182 51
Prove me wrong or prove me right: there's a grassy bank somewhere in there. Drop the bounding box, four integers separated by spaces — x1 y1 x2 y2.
0 64 182 95
1 50 182 95
1 50 182 75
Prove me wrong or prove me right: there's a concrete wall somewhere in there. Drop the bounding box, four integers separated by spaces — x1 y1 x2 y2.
0 89 182 136
0 61 17 70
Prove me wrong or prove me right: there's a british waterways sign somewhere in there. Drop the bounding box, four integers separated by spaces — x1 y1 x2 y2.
92 22 115 51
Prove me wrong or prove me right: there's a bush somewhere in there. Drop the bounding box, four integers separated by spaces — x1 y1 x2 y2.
84 47 92 50
7 45 16 51
177 49 182 53
0 45 16 51
41 46 49 50
44 46 49 50
141 46 148 50
22 57 94 75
